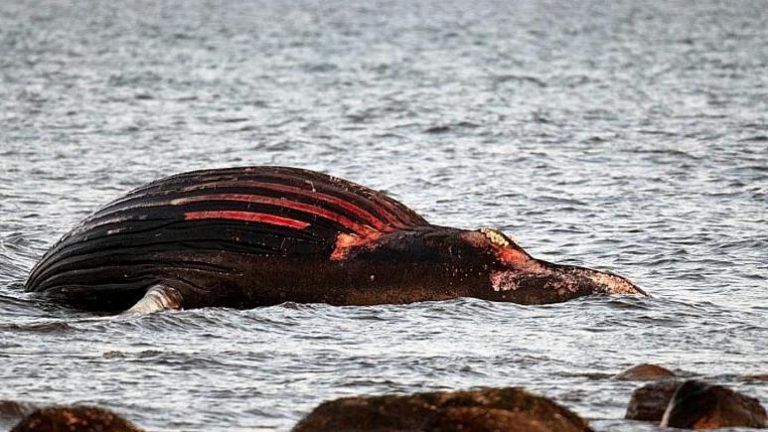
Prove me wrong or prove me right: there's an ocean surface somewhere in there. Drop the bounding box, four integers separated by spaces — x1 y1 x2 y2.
1 0 766 430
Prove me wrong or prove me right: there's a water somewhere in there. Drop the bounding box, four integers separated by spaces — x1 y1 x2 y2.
1 0 766 430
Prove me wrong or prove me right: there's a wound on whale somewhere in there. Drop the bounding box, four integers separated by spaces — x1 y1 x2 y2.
25 166 646 313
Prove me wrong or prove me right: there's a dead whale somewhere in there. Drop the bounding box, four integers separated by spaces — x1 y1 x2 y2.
25 166 646 313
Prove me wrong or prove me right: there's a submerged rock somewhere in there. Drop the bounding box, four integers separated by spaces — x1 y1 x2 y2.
0 400 39 429
0 400 38 420
614 363 675 381
292 387 592 432
626 379 767 429
747 374 768 382
661 380 767 429
10 405 143 432
625 380 681 422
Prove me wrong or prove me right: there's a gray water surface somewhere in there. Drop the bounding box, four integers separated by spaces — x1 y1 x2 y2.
1 1 766 430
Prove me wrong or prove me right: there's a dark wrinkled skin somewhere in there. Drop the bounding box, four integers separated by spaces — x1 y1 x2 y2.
45 226 645 311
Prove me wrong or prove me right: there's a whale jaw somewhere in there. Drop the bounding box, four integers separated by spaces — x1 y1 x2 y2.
576 266 646 296
537 260 647 297
488 258 646 304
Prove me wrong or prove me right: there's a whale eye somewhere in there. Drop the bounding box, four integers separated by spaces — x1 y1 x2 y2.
479 227 513 248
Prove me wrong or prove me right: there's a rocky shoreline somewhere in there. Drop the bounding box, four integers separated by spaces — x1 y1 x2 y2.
2 364 766 431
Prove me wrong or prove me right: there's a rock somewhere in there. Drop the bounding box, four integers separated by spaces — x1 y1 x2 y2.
292 387 592 432
10 405 143 432
661 380 767 429
747 374 768 382
625 380 681 422
0 400 38 421
0 401 39 430
614 364 675 381
626 379 768 429
424 407 557 432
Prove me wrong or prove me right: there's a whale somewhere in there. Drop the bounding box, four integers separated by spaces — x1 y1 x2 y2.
25 166 646 313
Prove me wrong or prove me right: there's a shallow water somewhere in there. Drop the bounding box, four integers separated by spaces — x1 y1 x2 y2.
1 0 766 430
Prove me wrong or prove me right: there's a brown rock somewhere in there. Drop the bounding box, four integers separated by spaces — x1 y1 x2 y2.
424 407 554 432
292 387 592 432
614 364 675 381
0 400 38 421
625 380 681 422
10 405 143 432
661 380 767 429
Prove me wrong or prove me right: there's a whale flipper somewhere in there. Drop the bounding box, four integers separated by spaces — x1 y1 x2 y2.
125 285 183 314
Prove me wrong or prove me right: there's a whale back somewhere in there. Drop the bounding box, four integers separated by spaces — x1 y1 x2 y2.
25 167 430 302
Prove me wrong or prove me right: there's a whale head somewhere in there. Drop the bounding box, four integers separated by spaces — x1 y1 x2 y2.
463 228 647 303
